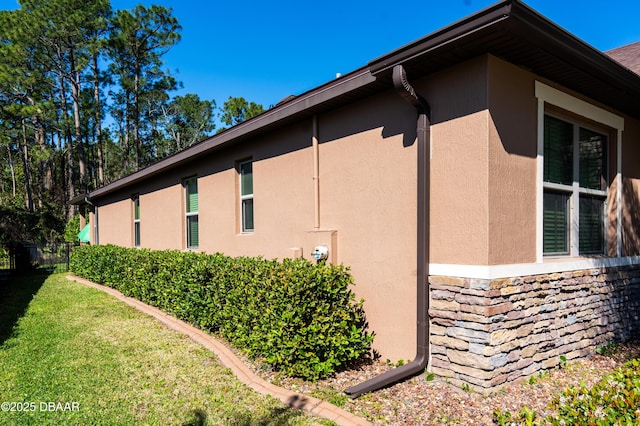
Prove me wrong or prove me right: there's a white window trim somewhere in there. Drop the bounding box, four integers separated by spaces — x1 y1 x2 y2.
186 211 198 249
535 81 624 262
184 177 199 250
93 206 99 245
133 195 140 247
239 160 254 233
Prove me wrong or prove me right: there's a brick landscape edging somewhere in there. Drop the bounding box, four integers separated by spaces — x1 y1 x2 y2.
66 275 371 426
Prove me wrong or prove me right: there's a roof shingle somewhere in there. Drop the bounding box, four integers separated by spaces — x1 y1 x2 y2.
607 41 640 75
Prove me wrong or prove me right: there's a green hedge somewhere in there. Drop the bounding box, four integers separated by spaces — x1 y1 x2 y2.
547 358 640 425
70 244 373 380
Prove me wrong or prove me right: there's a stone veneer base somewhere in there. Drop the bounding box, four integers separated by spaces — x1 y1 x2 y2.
428 265 640 394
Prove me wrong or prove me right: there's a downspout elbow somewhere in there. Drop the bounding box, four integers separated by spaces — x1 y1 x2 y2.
392 65 430 118
344 352 428 399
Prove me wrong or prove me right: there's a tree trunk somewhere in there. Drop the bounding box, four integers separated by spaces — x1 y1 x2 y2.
57 50 75 218
7 144 16 197
133 71 140 170
123 92 130 176
93 54 104 186
32 114 51 208
20 120 34 212
69 47 86 192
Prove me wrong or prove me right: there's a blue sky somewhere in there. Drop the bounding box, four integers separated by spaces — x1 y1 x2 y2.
4 0 640 110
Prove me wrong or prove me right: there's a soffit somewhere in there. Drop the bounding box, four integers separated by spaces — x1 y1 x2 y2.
369 0 640 120
86 0 640 201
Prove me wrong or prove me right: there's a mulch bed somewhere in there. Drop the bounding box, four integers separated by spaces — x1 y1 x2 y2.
241 341 640 425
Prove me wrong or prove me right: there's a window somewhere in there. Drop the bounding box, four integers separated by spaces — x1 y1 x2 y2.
239 160 254 232
133 195 140 247
93 206 99 245
184 177 199 249
543 114 607 256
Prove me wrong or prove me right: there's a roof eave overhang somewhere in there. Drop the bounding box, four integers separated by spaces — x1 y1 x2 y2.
368 0 640 116
88 69 380 200
88 0 640 201
70 193 89 205
367 1 514 76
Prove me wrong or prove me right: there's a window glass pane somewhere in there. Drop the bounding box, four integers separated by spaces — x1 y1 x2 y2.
579 195 604 255
134 222 140 247
240 162 253 196
134 197 140 220
579 128 606 190
543 191 569 255
544 115 573 185
186 179 198 213
187 215 199 248
242 199 254 232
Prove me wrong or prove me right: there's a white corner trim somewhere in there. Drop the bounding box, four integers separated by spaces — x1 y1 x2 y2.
617 129 623 257
535 98 545 263
429 256 640 280
534 81 624 131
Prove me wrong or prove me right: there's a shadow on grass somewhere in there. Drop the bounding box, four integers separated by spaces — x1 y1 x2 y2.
0 272 48 345
182 409 207 426
228 406 311 426
183 402 318 426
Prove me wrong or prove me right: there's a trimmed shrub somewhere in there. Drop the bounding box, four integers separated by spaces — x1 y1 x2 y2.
546 358 640 425
70 244 373 380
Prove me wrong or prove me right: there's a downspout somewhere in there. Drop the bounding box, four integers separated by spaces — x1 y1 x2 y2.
345 64 430 398
84 196 98 245
84 195 98 245
313 115 320 230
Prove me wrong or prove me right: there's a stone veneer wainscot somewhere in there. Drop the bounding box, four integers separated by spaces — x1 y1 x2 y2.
428 265 640 394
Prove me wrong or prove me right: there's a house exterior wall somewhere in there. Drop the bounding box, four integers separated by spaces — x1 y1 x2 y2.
142 183 183 250
318 92 418 362
87 52 640 383
622 117 640 255
425 54 640 268
418 55 539 266
195 122 316 259
95 196 132 247
420 56 492 265
486 56 538 265
90 90 420 361
427 54 640 392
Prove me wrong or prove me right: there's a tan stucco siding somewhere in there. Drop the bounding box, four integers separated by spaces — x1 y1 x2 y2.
197 124 317 260
90 92 421 360
97 198 132 247
430 111 490 264
88 210 95 245
622 117 640 256
487 56 538 264
423 56 491 265
319 92 418 361
608 129 621 258
141 184 183 250
88 52 640 362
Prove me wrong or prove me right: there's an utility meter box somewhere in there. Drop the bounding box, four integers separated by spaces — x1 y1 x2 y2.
312 245 329 262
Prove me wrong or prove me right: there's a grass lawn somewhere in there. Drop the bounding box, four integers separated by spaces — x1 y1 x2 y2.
0 273 332 426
